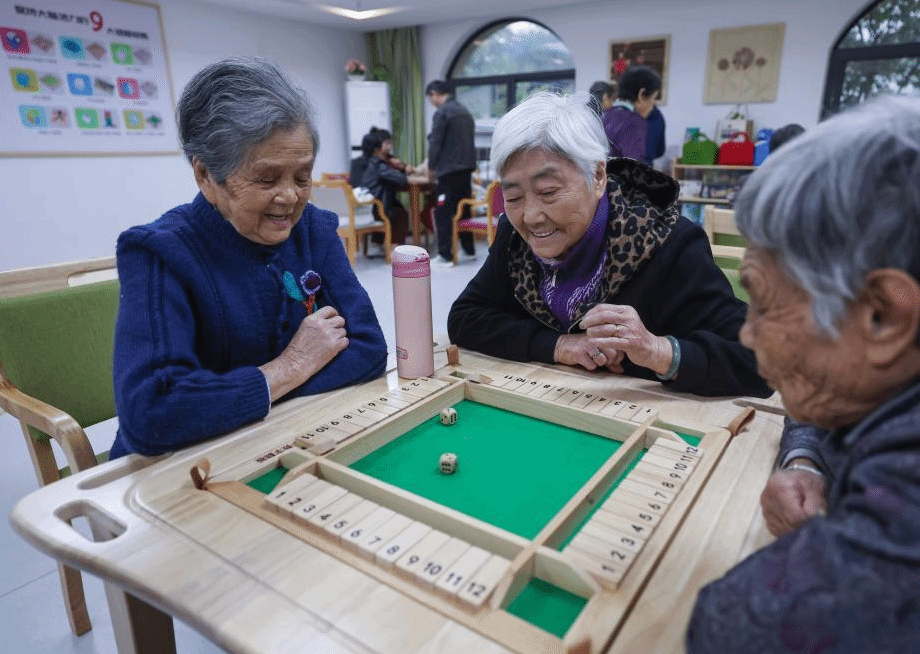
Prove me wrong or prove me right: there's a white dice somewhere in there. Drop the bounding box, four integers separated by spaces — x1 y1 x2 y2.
440 407 458 425
439 452 458 474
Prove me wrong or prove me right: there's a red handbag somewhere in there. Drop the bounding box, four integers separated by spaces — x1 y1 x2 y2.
717 131 755 165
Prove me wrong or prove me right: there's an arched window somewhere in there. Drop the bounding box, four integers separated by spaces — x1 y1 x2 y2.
448 19 575 131
823 0 920 117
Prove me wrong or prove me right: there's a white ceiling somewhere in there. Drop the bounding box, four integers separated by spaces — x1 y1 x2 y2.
191 0 594 31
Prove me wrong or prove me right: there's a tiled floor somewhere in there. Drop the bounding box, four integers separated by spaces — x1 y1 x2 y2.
0 245 482 654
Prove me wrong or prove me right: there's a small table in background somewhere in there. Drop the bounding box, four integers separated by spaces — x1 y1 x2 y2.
406 173 434 246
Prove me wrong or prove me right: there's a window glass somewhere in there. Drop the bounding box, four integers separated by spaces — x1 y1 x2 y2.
840 0 920 47
455 83 507 124
838 57 920 110
514 79 576 104
824 0 920 115
454 21 574 77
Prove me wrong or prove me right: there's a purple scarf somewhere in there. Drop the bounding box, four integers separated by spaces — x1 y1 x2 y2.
536 194 609 330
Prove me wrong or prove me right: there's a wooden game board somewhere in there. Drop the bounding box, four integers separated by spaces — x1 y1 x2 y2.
10 348 785 654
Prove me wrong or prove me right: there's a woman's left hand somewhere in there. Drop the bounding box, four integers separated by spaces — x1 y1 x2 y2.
579 304 674 377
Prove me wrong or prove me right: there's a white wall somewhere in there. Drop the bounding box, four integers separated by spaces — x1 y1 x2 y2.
0 0 366 271
2 0 873 271
421 0 869 157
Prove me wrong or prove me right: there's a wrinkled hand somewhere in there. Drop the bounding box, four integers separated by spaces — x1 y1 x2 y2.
579 304 672 377
260 306 348 400
286 306 348 370
554 333 625 373
760 465 827 537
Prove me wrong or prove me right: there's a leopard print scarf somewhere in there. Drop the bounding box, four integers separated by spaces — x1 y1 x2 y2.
508 158 681 331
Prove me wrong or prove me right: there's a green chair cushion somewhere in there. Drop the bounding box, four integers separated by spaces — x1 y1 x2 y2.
713 233 747 248
0 280 120 440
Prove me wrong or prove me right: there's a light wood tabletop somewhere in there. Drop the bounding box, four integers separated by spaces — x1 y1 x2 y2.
10 345 785 654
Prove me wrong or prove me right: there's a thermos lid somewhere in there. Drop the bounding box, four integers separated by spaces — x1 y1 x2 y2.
392 245 430 278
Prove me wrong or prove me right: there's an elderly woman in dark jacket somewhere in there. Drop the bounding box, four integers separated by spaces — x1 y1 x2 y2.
111 58 387 457
448 92 769 398
687 95 920 654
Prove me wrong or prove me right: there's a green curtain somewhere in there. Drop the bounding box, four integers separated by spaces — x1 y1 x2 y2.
366 27 426 167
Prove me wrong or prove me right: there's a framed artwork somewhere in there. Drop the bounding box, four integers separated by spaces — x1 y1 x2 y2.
1 0 180 156
704 22 786 103
608 35 670 105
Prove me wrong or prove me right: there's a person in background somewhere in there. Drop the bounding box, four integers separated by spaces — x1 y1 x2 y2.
768 122 805 152
348 146 369 188
588 80 616 117
687 96 920 653
373 127 412 173
424 79 477 267
360 128 410 247
111 57 387 457
602 65 661 160
448 92 770 398
645 105 666 165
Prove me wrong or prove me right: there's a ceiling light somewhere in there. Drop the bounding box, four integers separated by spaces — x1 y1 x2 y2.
316 3 405 20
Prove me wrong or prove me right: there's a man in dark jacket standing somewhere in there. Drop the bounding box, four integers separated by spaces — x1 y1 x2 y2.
425 80 477 267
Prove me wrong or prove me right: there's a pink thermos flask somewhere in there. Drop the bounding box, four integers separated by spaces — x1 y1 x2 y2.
392 245 434 378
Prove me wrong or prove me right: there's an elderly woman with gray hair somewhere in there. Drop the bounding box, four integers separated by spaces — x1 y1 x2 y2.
110 58 387 457
448 92 769 397
687 96 920 652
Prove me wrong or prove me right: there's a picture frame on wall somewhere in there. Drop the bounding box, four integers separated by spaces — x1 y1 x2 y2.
608 35 670 105
0 0 180 156
704 22 786 103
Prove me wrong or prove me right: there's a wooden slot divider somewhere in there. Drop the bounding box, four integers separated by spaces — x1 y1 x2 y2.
201 364 736 654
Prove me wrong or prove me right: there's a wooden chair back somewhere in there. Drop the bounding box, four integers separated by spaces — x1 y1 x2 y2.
311 180 392 264
703 205 746 248
703 205 748 301
451 180 504 263
0 257 120 636
0 256 117 298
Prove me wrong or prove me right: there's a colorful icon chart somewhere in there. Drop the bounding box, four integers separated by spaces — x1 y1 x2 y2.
1 0 178 154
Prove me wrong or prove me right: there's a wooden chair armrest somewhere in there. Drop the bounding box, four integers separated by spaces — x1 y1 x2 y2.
0 382 99 472
453 197 485 225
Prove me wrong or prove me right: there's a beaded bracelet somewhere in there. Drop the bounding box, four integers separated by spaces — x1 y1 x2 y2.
655 335 681 381
784 463 825 478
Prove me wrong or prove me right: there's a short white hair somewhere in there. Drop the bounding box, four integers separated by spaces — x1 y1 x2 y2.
490 92 608 187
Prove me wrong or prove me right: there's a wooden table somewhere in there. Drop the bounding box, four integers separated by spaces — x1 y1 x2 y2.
10 346 785 654
406 173 434 246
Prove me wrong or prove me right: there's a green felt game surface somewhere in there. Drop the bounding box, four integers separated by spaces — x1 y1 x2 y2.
349 399 623 539
245 397 703 640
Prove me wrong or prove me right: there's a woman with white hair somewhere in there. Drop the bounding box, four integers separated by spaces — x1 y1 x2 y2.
448 92 769 397
688 96 920 652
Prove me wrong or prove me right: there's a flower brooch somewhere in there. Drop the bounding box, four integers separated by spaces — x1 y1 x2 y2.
283 270 322 315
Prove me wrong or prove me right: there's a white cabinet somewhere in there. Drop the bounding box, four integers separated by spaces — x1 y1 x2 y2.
345 81 390 155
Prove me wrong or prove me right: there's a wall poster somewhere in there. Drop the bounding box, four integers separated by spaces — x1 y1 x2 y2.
704 22 785 104
1 0 179 156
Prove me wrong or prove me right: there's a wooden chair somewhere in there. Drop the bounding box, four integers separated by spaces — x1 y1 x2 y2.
703 205 748 301
321 171 350 183
0 257 119 635
451 180 504 263
311 179 392 264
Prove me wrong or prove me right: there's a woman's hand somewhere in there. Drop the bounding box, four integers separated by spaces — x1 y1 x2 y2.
579 304 673 377
554 333 625 372
259 306 349 401
760 461 828 537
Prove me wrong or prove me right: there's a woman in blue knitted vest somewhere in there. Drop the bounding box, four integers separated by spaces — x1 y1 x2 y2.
111 58 387 457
